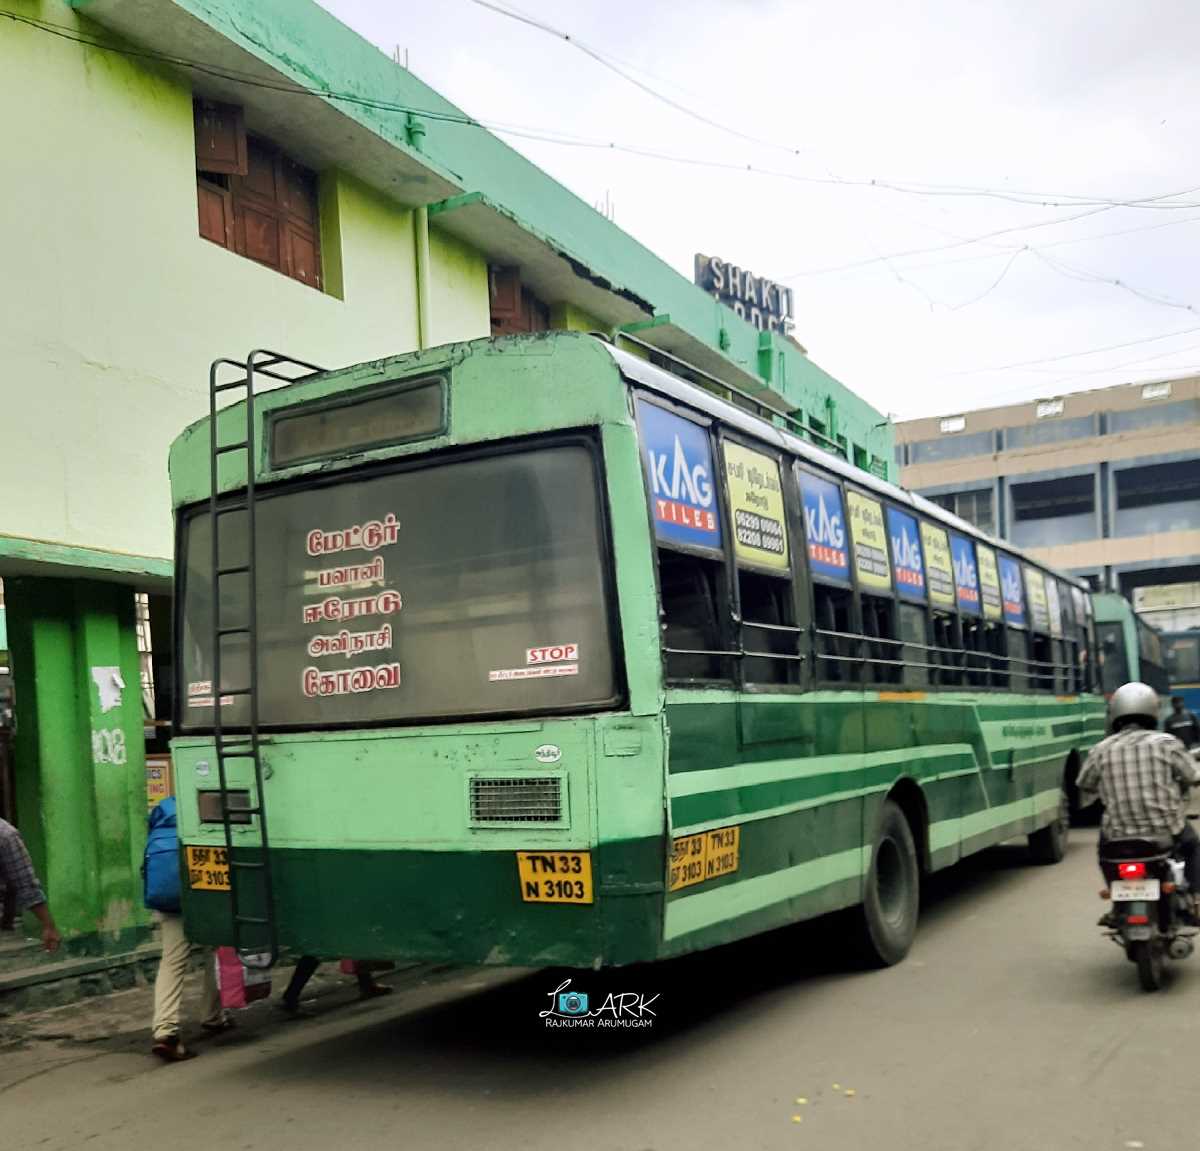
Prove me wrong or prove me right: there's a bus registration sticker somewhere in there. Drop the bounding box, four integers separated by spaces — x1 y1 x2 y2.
668 826 741 892
186 846 230 891
516 851 594 903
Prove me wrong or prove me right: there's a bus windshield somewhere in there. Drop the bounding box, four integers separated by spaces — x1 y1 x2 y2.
1097 621 1129 695
1167 633 1200 685
178 442 618 729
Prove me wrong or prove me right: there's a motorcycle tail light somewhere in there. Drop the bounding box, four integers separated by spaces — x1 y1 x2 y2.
1118 862 1147 880
1126 914 1150 925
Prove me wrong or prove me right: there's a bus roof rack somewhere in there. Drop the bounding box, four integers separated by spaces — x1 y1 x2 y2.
608 330 847 461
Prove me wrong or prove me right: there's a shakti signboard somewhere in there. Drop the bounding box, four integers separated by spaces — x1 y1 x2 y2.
694 254 794 333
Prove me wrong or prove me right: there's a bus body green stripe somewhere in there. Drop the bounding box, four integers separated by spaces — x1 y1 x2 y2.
664 846 870 940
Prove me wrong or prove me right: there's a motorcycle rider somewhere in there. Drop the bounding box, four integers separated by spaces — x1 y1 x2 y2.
1078 682 1200 905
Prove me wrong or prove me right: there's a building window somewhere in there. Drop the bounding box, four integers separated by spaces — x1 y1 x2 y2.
1115 459 1200 511
1004 415 1094 450
928 488 994 534
1010 474 1094 521
489 266 550 336
134 592 155 721
1108 399 1200 435
908 430 993 465
194 100 322 290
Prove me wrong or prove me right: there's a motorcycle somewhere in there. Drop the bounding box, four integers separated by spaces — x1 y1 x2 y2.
1099 821 1199 991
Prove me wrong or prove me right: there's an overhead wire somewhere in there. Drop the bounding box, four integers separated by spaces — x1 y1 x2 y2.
941 325 1200 376
1027 249 1196 314
9 6 1200 215
466 0 1200 212
11 5 1200 380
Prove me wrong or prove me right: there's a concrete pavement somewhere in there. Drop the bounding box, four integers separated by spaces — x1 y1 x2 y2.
0 828 1193 1151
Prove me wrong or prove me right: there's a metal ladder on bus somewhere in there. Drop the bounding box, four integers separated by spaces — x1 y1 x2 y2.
208 349 323 965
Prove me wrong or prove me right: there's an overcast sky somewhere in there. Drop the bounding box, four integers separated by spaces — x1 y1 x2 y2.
318 0 1200 420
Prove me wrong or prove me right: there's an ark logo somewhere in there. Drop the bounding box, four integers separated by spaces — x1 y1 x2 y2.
539 978 658 1030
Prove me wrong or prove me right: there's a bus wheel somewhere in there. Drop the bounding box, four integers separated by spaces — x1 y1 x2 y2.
855 799 920 967
1028 785 1069 865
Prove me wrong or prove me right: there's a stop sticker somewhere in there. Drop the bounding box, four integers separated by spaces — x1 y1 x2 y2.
526 643 579 665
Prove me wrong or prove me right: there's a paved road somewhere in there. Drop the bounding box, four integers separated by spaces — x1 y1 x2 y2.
2 828 1194 1151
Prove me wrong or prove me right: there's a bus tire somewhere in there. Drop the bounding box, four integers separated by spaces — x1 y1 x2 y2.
1028 785 1069 865
855 799 920 967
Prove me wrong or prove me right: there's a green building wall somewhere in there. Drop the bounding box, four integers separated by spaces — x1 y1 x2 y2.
5 581 148 947
1 0 491 950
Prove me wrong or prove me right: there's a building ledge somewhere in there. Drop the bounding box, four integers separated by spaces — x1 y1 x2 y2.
0 534 172 589
70 0 462 207
429 193 652 329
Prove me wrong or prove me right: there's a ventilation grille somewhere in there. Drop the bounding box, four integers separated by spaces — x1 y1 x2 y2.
469 776 563 824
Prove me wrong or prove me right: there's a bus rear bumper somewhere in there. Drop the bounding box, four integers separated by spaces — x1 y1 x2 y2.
180 840 664 969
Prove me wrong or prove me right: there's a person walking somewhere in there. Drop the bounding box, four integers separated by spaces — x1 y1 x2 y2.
280 956 393 1016
1165 695 1200 750
144 797 230 1062
0 817 60 952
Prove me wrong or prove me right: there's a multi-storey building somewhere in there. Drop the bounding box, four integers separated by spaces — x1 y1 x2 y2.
895 374 1200 622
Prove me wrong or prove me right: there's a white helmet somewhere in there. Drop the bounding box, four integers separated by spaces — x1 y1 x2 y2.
1109 681 1160 730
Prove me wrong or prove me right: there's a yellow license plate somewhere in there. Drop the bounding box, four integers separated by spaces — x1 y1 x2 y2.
186 845 230 892
516 851 593 903
669 826 741 892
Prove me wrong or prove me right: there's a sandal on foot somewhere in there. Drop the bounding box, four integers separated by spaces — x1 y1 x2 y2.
359 983 394 1000
201 1017 236 1035
152 1035 196 1062
278 998 315 1019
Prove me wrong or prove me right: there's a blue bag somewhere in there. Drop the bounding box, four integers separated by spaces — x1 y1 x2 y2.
144 796 181 912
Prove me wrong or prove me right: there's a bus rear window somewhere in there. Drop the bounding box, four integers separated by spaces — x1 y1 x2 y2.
178 443 618 728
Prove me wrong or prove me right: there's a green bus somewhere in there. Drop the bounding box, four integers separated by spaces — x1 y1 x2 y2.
169 332 1106 970
1093 593 1168 699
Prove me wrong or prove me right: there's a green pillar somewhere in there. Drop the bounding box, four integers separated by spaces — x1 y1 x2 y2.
7 577 150 952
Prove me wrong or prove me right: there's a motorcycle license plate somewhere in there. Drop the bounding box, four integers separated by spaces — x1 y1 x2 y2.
1111 879 1160 901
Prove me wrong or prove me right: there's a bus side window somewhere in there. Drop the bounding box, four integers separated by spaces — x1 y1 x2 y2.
1051 638 1068 693
984 622 1008 689
657 549 729 682
1030 632 1054 693
739 569 800 686
1008 629 1030 692
931 610 962 687
961 617 989 688
861 594 900 684
813 584 854 683
897 602 929 688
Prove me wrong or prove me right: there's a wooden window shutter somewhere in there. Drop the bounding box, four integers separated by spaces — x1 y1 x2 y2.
194 100 248 176
490 267 521 321
280 157 322 288
197 179 234 250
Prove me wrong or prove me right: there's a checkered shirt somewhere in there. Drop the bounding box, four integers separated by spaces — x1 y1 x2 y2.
0 818 47 910
1077 727 1200 839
